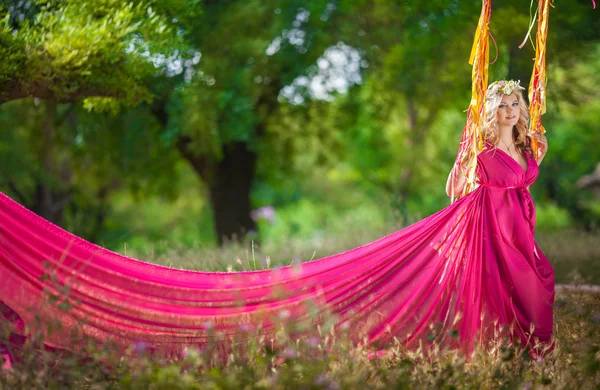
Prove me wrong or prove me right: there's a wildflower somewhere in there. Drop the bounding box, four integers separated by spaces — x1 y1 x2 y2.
251 206 276 223
307 336 320 348
203 321 214 330
536 355 544 364
313 373 328 386
314 374 339 390
134 341 147 354
279 310 291 320
283 346 297 359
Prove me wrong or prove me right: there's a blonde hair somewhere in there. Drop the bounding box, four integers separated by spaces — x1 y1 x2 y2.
482 80 532 156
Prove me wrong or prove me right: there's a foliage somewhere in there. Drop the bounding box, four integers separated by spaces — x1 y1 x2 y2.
0 99 180 239
0 0 599 246
0 0 195 104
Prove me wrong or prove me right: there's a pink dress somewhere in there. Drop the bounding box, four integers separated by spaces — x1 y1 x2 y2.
0 147 554 356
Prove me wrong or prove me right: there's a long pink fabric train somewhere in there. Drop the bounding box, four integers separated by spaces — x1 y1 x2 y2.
0 146 554 356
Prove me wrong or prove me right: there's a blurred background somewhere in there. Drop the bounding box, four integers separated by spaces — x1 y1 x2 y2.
1 0 599 280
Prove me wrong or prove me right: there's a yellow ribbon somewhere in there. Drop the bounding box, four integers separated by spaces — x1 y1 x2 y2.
452 0 491 200
528 0 550 159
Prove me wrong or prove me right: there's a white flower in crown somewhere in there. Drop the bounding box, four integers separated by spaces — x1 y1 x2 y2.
489 80 525 96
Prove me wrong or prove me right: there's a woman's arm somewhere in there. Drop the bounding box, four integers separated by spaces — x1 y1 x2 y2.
445 165 467 197
529 133 548 165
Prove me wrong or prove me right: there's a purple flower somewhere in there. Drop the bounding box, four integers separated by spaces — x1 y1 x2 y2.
329 381 340 390
536 355 544 364
307 336 320 348
251 206 276 223
283 347 297 359
313 373 339 390
134 341 147 354
313 373 328 386
239 323 252 332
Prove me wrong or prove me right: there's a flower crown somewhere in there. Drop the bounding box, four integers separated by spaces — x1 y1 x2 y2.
487 80 525 97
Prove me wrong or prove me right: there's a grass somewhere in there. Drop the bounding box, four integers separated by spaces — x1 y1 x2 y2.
1 227 599 389
1 290 599 389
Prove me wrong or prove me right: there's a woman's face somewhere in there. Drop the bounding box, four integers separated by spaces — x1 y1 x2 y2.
496 93 520 129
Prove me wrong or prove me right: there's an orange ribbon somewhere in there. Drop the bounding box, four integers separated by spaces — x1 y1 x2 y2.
527 0 550 159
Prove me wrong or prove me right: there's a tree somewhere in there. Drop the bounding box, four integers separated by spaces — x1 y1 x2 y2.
0 98 180 240
150 0 351 244
0 0 194 104
0 0 195 236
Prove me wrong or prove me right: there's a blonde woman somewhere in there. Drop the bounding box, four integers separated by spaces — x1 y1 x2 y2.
443 80 553 351
447 80 548 196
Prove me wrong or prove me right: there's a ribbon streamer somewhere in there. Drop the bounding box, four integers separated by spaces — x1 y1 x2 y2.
451 0 491 201
527 0 550 158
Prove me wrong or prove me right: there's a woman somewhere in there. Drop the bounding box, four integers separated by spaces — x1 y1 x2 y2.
447 80 548 195
0 81 554 359
444 79 554 349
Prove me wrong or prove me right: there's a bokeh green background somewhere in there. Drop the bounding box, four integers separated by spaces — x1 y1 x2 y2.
1 0 599 276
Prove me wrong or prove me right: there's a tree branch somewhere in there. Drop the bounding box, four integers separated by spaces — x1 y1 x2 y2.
149 97 213 183
0 80 133 105
176 135 213 183
6 181 28 205
56 104 77 126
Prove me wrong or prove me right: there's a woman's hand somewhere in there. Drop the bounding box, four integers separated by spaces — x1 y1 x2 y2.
529 133 548 165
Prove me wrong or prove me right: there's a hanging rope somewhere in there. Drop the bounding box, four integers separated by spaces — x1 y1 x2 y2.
450 0 491 201
527 0 551 158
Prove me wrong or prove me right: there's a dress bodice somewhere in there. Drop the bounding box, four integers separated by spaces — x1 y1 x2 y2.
477 147 538 189
474 145 540 236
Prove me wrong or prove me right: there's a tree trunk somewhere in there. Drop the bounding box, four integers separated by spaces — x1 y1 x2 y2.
152 76 280 246
31 101 73 225
176 137 257 245
208 142 257 245
152 99 256 245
